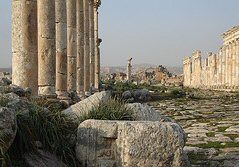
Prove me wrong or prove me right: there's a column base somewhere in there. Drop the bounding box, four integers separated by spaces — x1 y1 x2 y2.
38 86 57 98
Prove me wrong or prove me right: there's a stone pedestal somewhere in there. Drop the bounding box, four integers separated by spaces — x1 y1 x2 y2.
83 0 90 95
56 0 68 99
38 0 56 97
67 0 77 93
12 0 38 95
76 0 85 96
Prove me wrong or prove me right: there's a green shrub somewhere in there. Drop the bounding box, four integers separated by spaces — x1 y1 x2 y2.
80 98 135 122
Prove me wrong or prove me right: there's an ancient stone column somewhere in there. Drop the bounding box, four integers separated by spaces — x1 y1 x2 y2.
225 45 229 87
94 1 101 91
83 0 91 95
127 58 133 81
218 49 223 87
232 41 236 87
236 40 239 86
56 0 68 99
76 0 85 96
222 46 226 87
89 0 95 88
67 0 77 93
38 0 56 96
12 0 38 95
228 43 233 88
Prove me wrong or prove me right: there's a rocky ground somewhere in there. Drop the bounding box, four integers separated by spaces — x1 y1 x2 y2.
148 90 239 167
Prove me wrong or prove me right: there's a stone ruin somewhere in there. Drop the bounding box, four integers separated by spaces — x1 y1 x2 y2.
183 25 239 90
6 1 191 166
12 0 102 98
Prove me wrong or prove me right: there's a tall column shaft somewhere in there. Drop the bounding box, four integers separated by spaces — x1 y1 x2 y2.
67 0 77 92
38 0 56 96
76 0 85 95
89 0 95 87
236 40 239 86
229 43 233 87
222 47 226 86
94 5 100 90
56 0 68 98
232 42 236 86
12 0 38 95
83 0 90 94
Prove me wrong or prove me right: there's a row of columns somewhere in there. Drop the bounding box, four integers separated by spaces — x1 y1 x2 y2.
183 39 239 90
12 0 101 98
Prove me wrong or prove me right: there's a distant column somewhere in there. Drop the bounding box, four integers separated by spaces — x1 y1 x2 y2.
236 40 239 86
232 41 236 87
67 0 77 93
38 0 56 96
222 46 226 87
76 0 85 96
218 49 223 86
12 0 38 95
56 0 68 99
229 43 233 87
127 58 133 81
225 45 229 87
83 0 91 95
89 0 95 88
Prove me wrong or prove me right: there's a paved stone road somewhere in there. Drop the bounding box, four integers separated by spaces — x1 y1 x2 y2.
148 90 239 167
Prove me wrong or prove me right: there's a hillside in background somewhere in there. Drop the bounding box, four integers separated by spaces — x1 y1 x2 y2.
101 64 183 76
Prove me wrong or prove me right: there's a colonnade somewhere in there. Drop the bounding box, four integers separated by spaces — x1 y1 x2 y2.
12 0 101 98
183 25 239 90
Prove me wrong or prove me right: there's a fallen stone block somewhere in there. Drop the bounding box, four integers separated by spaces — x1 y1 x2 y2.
76 120 189 167
62 91 111 119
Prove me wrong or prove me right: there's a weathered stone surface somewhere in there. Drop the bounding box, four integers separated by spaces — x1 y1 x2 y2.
12 0 38 95
62 91 111 118
24 150 67 167
67 0 77 93
84 0 91 94
76 0 85 95
56 0 68 98
38 0 56 96
76 120 189 167
127 103 172 122
0 107 17 152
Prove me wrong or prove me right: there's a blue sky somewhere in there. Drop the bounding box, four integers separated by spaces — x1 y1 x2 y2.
1 0 239 68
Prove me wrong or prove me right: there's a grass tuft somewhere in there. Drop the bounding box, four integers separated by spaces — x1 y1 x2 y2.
7 102 78 166
80 98 135 122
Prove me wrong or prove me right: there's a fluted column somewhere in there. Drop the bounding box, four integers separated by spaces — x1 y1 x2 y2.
232 41 236 87
94 0 101 90
76 0 85 96
12 0 38 95
67 0 77 93
218 49 223 86
225 45 229 87
229 43 233 87
38 0 56 96
56 0 68 99
83 0 90 95
222 46 226 86
89 0 95 88
236 40 239 86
